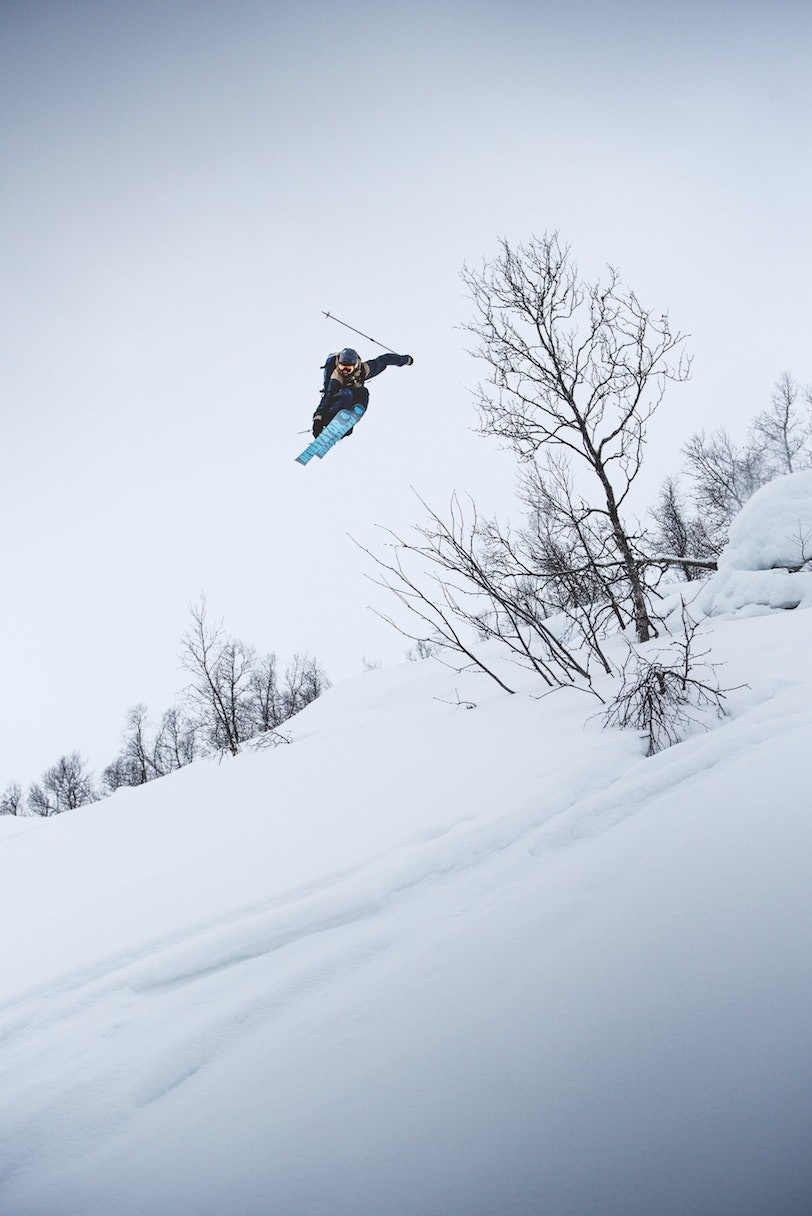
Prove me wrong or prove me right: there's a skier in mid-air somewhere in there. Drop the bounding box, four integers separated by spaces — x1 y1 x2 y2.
312 347 413 438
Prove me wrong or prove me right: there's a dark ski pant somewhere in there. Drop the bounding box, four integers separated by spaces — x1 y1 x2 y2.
313 386 369 437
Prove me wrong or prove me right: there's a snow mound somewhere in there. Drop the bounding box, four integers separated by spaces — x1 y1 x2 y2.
723 470 812 572
695 471 812 618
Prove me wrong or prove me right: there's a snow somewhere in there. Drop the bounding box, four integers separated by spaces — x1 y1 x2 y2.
1 477 811 1215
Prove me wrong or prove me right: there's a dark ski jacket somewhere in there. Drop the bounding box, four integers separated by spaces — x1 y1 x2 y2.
321 352 410 407
313 352 412 435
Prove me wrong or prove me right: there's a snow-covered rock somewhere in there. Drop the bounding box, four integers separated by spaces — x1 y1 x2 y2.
695 470 812 617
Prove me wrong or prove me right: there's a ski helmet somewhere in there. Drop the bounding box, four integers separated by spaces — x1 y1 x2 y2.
338 347 360 367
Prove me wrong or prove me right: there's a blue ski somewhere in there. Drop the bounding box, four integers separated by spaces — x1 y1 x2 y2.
294 405 367 466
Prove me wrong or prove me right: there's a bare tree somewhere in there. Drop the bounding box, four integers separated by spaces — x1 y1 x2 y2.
249 653 284 732
406 640 439 661
102 755 138 794
363 238 690 693
602 604 736 755
752 371 812 477
28 753 98 817
1 782 24 816
103 704 158 792
281 653 331 719
463 233 690 643
180 597 256 756
517 455 637 661
649 476 718 580
154 706 199 773
179 599 330 755
120 703 154 784
361 492 600 697
682 427 769 553
103 702 199 792
679 373 812 554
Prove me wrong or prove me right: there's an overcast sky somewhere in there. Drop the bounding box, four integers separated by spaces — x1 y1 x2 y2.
2 0 810 789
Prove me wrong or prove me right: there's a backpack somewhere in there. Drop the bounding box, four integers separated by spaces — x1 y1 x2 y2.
320 352 339 395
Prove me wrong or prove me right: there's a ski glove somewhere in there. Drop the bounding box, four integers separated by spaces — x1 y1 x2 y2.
404 355 414 365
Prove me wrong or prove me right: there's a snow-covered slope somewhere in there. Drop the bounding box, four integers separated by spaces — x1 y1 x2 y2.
2 481 811 1216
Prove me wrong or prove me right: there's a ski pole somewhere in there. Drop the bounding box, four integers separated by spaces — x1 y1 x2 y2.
322 310 399 354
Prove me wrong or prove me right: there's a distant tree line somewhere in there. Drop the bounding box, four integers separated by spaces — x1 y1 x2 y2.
1 597 329 818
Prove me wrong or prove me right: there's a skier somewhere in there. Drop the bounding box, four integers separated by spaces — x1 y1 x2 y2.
312 347 413 438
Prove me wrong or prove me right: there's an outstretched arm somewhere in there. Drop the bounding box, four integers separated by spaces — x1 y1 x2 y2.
364 352 414 380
